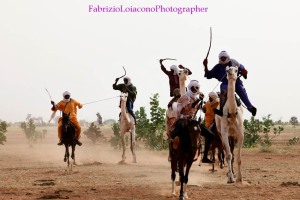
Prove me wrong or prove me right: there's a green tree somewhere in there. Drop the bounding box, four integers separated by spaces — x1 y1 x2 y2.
20 119 44 146
0 121 8 145
135 107 150 141
289 116 298 127
83 122 104 144
109 122 124 149
146 93 168 150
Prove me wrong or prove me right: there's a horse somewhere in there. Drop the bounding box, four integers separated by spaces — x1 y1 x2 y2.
209 123 225 171
61 112 77 172
170 119 201 200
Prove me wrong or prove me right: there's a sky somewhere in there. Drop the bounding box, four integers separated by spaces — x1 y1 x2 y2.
1 0 300 123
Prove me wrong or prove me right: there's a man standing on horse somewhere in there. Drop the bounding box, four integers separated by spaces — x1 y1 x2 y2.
159 59 192 97
203 51 257 117
113 76 137 125
51 91 83 146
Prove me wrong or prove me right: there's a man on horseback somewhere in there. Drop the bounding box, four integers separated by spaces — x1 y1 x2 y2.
203 51 257 117
170 80 214 163
202 91 221 163
50 91 83 146
203 92 220 128
159 59 192 97
113 76 137 125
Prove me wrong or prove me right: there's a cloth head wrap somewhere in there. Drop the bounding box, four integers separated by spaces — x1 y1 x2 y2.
123 76 132 86
187 80 200 99
63 91 71 102
170 65 179 75
219 51 230 64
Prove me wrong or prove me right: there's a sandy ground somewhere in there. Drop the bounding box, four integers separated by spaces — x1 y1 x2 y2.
1 125 300 200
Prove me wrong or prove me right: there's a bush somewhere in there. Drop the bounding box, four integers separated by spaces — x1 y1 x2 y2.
109 122 124 149
243 117 261 148
0 121 8 145
83 122 104 144
20 119 45 146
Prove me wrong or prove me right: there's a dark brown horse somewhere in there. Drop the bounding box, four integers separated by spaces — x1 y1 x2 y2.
170 119 201 200
208 123 236 173
61 113 77 172
209 123 225 171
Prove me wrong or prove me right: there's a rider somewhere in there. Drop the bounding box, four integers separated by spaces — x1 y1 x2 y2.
51 91 83 146
203 51 257 117
159 59 192 97
113 76 137 124
203 92 220 129
170 80 214 163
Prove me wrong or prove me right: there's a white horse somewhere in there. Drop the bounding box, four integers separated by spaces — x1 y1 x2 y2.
119 92 137 163
215 66 244 183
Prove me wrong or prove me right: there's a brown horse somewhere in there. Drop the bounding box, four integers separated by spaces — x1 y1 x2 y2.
170 119 201 200
209 123 225 171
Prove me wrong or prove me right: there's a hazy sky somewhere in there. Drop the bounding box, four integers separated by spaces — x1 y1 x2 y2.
1 0 299 123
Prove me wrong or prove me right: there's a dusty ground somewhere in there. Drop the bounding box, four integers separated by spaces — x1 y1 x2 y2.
1 125 300 200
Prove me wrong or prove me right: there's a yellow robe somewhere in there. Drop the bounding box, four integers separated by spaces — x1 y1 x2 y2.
205 101 219 128
52 99 83 140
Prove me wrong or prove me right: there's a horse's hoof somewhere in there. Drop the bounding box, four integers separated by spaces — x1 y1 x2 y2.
64 158 67 162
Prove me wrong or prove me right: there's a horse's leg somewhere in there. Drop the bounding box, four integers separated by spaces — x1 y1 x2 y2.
221 123 235 183
178 160 185 200
218 145 225 169
64 144 68 162
236 132 244 182
183 161 193 199
64 144 71 172
130 126 137 163
71 143 76 165
170 151 177 196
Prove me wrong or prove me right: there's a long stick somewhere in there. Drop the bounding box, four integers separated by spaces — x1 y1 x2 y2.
117 66 126 79
205 27 212 59
162 58 177 61
45 88 53 101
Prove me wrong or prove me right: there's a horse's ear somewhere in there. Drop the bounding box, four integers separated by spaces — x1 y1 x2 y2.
68 113 70 116
226 66 230 71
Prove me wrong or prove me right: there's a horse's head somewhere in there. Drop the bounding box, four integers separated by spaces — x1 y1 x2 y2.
226 66 239 81
62 112 70 133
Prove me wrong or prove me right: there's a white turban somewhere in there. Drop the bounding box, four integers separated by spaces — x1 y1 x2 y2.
208 91 218 99
219 51 230 58
170 65 179 75
123 76 132 86
63 91 71 97
187 80 200 99
209 91 219 104
219 51 230 64
63 91 71 102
